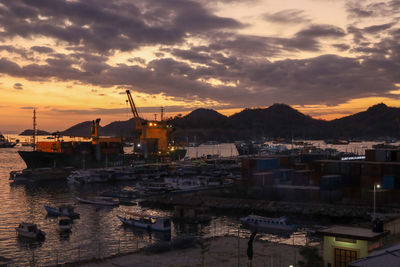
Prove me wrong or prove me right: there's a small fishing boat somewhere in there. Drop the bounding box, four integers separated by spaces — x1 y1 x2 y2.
58 216 73 232
117 213 171 232
15 223 45 240
240 215 297 231
44 205 80 219
76 197 119 206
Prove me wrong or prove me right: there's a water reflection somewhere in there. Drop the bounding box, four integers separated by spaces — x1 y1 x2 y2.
0 147 318 266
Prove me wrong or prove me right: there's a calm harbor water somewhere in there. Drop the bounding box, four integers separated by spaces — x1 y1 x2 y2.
0 145 316 266
1 138 388 265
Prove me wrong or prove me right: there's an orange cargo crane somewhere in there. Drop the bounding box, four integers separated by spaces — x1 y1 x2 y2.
126 90 171 156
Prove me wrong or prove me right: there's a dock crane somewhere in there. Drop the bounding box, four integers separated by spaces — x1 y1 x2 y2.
126 90 172 157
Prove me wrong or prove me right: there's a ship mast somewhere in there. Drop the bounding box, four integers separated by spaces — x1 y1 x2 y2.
33 109 37 151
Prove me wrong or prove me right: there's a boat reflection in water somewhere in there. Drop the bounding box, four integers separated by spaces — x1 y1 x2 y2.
119 223 171 242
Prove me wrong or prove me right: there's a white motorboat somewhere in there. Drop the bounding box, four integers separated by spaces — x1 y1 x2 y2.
15 223 45 239
117 213 171 232
240 215 297 231
58 216 72 231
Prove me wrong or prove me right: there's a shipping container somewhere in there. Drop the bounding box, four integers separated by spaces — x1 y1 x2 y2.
361 175 381 188
383 175 395 189
365 149 376 161
256 158 279 171
292 170 310 186
340 162 350 176
327 162 341 174
361 163 382 178
294 163 308 170
252 172 275 186
319 189 343 203
320 175 342 190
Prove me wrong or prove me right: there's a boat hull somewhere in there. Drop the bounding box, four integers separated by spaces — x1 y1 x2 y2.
16 228 45 240
18 151 132 169
76 197 119 206
117 216 171 232
44 206 80 219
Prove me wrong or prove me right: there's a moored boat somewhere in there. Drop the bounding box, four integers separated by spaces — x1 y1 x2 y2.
0 133 16 148
58 216 73 232
117 213 171 232
76 197 119 206
15 223 45 240
240 215 297 231
44 205 80 219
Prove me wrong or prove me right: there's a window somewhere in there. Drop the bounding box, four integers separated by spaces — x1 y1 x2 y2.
334 248 358 267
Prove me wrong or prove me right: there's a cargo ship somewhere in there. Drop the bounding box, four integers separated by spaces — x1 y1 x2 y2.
18 119 133 169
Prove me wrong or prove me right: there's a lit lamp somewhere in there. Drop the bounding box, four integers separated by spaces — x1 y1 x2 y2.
373 183 381 220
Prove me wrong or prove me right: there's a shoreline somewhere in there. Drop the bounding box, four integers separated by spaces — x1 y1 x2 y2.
142 194 400 220
74 236 307 267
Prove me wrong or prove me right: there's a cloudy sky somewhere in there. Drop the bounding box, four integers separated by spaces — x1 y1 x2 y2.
0 0 400 131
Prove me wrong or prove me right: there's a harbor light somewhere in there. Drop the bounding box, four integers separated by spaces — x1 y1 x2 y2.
373 183 381 220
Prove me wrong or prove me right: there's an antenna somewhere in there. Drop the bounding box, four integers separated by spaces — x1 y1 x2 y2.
154 113 157 121
161 106 164 121
33 109 37 151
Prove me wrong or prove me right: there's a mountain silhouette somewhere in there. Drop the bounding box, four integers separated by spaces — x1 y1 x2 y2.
56 103 400 142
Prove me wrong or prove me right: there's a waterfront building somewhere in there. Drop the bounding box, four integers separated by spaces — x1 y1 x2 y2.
317 226 389 267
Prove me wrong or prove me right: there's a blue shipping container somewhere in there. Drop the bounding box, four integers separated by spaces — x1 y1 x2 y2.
320 175 342 190
256 158 279 171
383 175 394 189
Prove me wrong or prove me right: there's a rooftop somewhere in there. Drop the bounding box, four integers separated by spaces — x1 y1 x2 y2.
317 225 389 241
349 243 400 267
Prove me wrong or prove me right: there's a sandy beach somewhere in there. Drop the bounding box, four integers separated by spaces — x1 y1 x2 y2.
80 236 307 267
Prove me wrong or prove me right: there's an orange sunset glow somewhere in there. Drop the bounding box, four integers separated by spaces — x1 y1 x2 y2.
0 0 400 132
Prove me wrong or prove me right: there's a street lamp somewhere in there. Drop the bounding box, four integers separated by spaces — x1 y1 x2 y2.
373 183 381 220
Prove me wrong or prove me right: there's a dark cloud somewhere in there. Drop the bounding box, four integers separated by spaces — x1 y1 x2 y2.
13 82 23 90
0 45 31 59
346 1 400 19
20 106 36 109
262 9 311 24
363 23 395 34
0 0 243 53
295 24 346 38
31 46 54 53
332 43 350 51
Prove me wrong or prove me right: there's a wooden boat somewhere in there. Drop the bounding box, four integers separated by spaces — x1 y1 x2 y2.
15 223 45 240
44 205 80 219
76 197 119 206
240 215 297 231
117 213 171 232
58 216 72 231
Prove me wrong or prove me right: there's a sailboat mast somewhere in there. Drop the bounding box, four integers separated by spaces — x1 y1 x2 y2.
33 109 37 151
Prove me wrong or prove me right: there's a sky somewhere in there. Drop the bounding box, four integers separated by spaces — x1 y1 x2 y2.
0 0 400 132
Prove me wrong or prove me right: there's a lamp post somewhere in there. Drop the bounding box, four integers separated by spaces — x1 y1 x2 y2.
373 183 381 220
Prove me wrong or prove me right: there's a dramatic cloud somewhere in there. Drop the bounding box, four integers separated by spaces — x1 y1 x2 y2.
0 0 243 53
0 0 400 120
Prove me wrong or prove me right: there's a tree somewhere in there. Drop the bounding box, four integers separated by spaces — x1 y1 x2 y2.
298 246 323 267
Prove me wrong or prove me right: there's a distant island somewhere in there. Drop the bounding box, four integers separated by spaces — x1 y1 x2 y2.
19 129 51 136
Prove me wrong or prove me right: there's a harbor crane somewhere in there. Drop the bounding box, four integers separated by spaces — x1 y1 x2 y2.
126 90 172 157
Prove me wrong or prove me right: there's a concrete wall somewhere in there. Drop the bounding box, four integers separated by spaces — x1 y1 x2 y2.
323 236 368 267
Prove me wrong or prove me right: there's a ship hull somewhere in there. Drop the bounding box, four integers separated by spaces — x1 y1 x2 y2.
18 151 131 169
